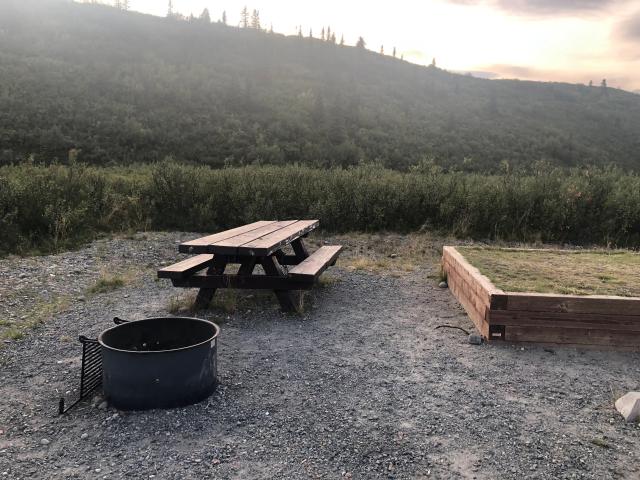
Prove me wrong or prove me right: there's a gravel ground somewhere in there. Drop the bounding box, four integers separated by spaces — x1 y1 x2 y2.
0 232 638 479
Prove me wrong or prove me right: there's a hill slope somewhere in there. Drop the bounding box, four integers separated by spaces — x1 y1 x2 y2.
1 0 640 171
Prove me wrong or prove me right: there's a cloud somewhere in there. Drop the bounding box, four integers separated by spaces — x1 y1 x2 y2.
618 10 640 42
496 0 617 14
612 10 640 61
446 0 621 16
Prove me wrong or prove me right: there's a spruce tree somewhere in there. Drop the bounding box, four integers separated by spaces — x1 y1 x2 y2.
340 34 345 46
221 10 227 25
251 9 261 29
240 6 249 28
380 45 384 55
356 37 366 49
200 8 211 23
392 47 396 58
327 26 331 41
321 27 325 41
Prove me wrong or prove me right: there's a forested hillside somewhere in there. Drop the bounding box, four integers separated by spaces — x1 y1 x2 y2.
1 0 640 171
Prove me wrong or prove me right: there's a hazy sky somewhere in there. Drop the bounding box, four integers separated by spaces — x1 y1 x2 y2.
125 0 640 91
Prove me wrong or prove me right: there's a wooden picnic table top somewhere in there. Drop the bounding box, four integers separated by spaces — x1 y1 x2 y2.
178 220 319 256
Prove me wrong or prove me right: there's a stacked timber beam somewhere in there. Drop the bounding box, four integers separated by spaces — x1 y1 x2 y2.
442 246 640 348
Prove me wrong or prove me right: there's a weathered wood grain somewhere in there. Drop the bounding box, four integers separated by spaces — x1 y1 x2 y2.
239 220 319 256
157 254 214 280
490 310 640 330
442 246 640 348
505 292 640 316
289 245 343 281
207 220 299 255
178 220 276 254
504 325 640 347
443 252 491 338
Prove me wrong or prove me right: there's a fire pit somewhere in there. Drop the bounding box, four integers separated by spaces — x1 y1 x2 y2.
59 317 220 412
100 317 219 410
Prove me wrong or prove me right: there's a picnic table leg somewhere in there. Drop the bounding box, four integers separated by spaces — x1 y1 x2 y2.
260 255 301 312
291 238 309 261
194 256 228 310
238 258 257 276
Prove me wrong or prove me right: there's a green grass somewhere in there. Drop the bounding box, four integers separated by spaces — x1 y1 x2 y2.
86 269 138 295
86 275 125 295
458 247 640 297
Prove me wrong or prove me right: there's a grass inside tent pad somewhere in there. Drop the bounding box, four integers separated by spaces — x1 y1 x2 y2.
456 247 640 297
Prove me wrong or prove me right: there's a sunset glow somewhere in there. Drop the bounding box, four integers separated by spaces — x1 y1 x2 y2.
123 0 640 91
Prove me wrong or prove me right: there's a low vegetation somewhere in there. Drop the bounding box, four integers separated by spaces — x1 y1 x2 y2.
458 247 640 296
167 292 199 315
0 296 70 344
1 161 639 257
329 232 441 275
86 269 136 295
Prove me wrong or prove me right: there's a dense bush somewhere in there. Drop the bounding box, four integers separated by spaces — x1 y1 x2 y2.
1 161 639 255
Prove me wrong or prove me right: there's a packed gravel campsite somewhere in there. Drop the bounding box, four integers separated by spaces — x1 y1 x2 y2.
0 232 638 479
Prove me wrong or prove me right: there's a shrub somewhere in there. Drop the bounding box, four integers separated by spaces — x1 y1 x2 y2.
1 161 639 255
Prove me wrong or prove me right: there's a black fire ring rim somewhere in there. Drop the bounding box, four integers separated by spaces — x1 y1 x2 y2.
97 316 220 354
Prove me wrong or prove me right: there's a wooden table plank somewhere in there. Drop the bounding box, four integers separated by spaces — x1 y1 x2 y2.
239 220 319 256
157 254 214 280
208 220 299 255
179 220 277 254
289 245 342 280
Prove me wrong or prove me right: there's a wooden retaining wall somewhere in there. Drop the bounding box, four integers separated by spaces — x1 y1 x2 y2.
442 246 640 348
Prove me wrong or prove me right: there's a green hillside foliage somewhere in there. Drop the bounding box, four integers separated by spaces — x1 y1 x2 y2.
1 162 639 255
1 0 640 171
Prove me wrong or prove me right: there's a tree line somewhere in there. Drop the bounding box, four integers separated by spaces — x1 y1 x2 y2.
162 1 401 58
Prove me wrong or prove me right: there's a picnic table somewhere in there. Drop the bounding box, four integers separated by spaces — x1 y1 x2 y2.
158 220 343 312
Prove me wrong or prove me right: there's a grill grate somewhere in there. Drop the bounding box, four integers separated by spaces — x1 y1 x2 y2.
58 336 103 414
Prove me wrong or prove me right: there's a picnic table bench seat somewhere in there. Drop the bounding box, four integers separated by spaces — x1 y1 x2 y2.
288 245 343 281
158 220 342 312
157 254 214 280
